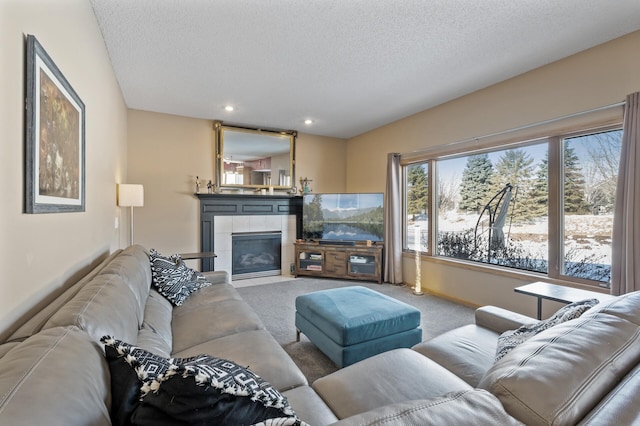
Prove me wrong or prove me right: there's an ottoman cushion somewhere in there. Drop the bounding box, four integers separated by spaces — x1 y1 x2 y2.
295 286 421 346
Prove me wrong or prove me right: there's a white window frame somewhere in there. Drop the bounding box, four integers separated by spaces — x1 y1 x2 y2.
402 123 622 289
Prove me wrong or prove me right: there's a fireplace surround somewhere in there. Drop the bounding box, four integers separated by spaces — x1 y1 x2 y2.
196 193 302 276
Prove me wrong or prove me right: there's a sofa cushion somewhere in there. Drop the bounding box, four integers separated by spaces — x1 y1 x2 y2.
0 326 111 425
172 282 242 309
479 311 640 426
149 249 211 306
281 386 339 426
172 330 308 392
412 324 499 387
135 290 174 357
331 390 523 426
99 245 152 327
495 298 598 361
171 298 264 353
44 273 141 344
101 336 303 426
582 290 640 325
313 348 472 419
577 363 640 425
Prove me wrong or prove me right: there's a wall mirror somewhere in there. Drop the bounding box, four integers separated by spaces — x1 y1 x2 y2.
215 122 296 191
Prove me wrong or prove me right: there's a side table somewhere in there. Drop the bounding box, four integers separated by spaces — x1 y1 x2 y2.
514 281 615 320
178 252 217 260
178 252 217 271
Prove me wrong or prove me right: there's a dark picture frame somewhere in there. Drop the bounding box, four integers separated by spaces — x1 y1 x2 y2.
25 34 85 213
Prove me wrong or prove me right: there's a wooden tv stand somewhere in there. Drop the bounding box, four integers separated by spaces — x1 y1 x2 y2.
294 241 383 283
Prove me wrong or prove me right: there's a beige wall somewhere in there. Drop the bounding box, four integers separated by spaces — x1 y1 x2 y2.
295 133 347 194
346 30 640 316
348 31 640 191
0 0 128 337
127 110 215 254
127 110 347 257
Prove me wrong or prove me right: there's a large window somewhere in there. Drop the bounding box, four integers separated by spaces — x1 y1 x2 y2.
403 127 622 286
436 142 549 273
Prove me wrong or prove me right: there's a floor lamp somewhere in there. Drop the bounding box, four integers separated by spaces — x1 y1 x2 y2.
118 184 144 246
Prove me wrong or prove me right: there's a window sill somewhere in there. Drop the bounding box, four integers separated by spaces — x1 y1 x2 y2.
403 251 612 294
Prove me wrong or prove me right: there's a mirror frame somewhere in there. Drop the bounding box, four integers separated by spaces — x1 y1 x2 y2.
214 121 297 192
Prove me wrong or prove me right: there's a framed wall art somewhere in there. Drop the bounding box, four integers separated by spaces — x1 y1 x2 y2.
25 34 85 213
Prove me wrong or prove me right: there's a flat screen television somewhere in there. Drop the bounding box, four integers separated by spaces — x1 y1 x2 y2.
302 193 384 243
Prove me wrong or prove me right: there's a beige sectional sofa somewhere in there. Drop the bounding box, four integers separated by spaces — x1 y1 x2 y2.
315 293 640 425
0 245 337 425
1 244 639 425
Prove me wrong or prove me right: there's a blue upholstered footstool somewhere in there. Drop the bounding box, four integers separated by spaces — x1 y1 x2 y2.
295 286 422 367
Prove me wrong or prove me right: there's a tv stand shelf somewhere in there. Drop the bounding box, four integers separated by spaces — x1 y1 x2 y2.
294 242 383 283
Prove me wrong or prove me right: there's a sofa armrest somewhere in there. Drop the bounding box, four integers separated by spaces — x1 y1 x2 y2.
475 306 538 334
201 270 230 285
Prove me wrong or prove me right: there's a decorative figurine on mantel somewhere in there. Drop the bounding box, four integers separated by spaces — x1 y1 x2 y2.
207 180 213 194
195 176 201 194
299 177 312 194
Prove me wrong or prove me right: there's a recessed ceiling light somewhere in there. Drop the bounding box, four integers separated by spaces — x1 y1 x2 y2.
304 119 313 125
224 105 234 112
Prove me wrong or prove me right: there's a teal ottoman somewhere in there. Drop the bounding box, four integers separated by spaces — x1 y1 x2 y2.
295 286 422 367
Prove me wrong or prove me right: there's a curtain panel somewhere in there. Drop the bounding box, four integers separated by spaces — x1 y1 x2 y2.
611 92 640 295
384 153 403 284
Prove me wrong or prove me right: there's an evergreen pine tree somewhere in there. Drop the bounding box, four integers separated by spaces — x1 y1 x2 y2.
407 164 428 218
492 149 535 222
529 153 549 217
563 144 589 214
459 154 494 214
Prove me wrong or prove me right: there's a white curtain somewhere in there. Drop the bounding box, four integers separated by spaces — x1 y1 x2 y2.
384 153 403 284
611 92 640 295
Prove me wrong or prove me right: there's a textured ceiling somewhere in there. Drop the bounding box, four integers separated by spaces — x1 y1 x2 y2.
90 0 640 139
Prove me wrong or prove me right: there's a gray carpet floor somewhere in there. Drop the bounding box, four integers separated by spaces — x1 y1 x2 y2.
236 278 475 384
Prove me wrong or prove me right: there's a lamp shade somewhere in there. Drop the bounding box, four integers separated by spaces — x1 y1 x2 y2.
118 184 144 207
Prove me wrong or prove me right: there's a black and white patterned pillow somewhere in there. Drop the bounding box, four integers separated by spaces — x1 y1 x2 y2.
101 337 305 426
495 298 599 362
149 249 211 306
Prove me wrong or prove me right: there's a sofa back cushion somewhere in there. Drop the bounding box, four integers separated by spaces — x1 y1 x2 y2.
582 290 640 325
0 326 111 425
98 245 152 327
44 272 141 344
479 292 640 426
135 289 174 357
577 363 640 425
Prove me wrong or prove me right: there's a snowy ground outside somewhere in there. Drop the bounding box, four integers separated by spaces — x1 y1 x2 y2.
411 213 613 265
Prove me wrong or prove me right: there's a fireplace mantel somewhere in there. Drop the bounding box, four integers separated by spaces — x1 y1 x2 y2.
196 193 302 271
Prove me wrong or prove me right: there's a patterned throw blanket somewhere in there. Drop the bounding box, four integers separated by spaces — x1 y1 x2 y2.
495 298 599 362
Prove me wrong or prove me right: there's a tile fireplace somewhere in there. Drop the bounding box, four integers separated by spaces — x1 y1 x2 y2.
196 194 302 277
